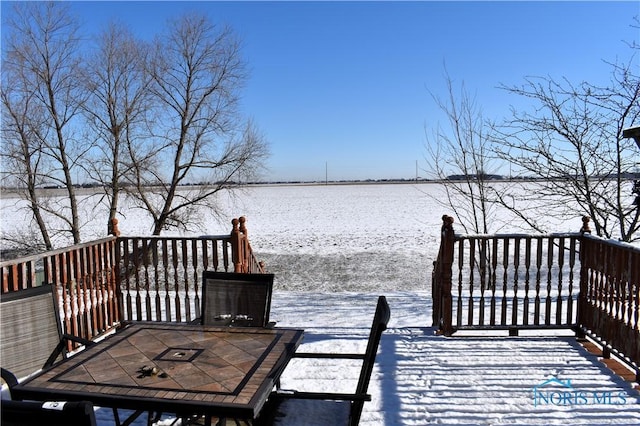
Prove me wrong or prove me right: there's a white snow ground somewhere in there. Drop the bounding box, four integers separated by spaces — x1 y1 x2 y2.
2 183 639 424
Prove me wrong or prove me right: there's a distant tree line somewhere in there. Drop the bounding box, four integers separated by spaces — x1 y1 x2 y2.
1 2 269 251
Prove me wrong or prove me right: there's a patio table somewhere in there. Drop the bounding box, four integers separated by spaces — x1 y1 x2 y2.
11 322 304 425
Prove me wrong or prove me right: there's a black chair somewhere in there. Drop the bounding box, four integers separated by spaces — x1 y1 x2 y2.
0 285 94 379
201 271 275 327
269 295 390 426
1 368 97 426
1 398 97 426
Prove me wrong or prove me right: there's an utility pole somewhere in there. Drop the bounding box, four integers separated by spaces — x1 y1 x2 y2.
325 161 328 185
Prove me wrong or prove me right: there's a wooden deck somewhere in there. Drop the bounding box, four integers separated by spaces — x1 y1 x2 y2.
271 292 640 426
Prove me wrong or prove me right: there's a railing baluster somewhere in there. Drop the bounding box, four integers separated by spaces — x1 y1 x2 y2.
624 250 634 326
110 239 120 328
78 246 91 340
1 266 8 292
468 239 475 326
202 239 209 272
122 239 131 320
152 239 161 322
212 239 218 272
456 240 463 327
512 237 520 326
172 240 181 322
567 237 576 324
182 240 191 322
501 238 509 326
133 241 142 322
594 242 604 311
193 239 200 320
545 237 554 325
96 241 107 332
617 249 627 323
142 239 151 322
556 237 565 325
87 244 98 336
478 238 486 326
523 238 532 326
162 239 171 322
534 237 543 326
618 250 624 324
62 252 78 341
490 238 498 326
632 250 639 333
223 240 229 271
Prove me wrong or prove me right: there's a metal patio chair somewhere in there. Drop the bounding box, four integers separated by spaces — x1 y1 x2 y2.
0 285 94 380
268 295 391 426
1 398 97 426
201 271 275 328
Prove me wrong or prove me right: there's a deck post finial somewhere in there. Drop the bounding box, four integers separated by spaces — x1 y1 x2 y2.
110 218 121 237
239 216 248 236
580 216 591 234
442 215 454 231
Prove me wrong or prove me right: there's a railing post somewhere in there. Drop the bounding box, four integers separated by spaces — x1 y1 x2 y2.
434 215 455 336
432 256 441 327
231 218 244 273
239 216 249 273
576 216 591 338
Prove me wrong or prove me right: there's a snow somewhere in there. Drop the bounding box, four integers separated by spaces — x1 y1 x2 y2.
1 183 639 424
91 291 640 425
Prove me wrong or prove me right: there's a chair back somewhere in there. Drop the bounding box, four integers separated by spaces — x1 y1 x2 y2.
351 295 390 426
201 271 274 327
0 285 64 378
1 399 97 426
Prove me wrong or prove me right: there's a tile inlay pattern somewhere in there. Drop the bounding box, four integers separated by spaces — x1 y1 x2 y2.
13 322 304 420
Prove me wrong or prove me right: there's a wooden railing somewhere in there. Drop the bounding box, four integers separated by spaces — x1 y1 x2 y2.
579 235 639 371
433 215 639 376
0 237 120 345
0 216 264 343
433 216 583 334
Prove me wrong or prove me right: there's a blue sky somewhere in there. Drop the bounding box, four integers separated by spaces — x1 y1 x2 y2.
4 1 639 182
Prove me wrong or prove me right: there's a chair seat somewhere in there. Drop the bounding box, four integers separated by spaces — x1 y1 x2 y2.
272 399 351 426
1 399 97 426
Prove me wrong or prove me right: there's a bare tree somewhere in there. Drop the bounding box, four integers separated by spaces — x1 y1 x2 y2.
1 76 53 251
425 71 504 234
494 54 640 241
82 21 156 235
130 12 269 235
2 2 87 245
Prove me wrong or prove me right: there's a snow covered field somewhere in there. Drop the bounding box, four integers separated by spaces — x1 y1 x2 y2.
2 183 638 424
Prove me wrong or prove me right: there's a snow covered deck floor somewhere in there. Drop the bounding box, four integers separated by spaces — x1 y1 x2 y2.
271 293 640 426
93 292 639 425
